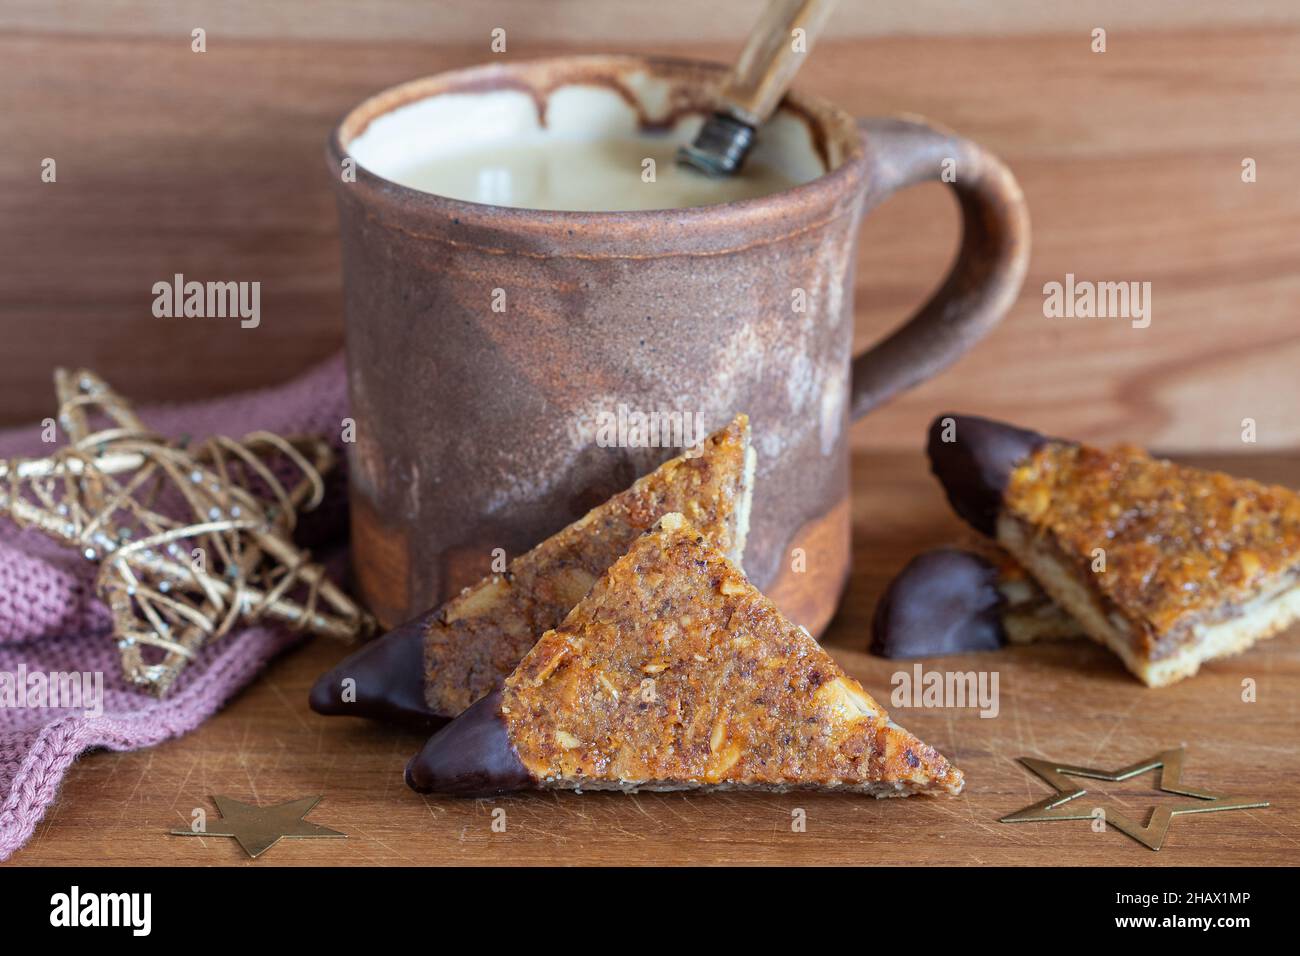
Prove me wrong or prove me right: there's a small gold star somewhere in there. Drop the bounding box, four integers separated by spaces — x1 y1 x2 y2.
171 795 345 859
1000 748 1268 851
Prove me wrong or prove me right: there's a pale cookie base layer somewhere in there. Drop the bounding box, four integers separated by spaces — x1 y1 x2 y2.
997 513 1300 686
539 777 951 797
1002 608 1087 645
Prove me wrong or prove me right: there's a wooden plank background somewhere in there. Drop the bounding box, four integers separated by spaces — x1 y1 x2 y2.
2 8 1299 452
5 0 1299 41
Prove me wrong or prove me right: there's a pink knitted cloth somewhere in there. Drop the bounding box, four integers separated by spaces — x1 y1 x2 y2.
0 354 351 861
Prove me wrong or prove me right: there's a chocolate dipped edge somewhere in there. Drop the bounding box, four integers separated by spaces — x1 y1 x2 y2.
870 548 1006 658
926 413 1054 537
308 610 445 731
405 688 534 796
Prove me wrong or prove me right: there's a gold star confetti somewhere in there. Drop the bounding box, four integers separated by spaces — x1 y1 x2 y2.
1000 747 1268 850
0 369 375 695
171 795 345 859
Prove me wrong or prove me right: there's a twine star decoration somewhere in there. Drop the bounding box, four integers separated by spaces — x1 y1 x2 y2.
1000 747 1268 850
0 368 375 696
171 795 345 859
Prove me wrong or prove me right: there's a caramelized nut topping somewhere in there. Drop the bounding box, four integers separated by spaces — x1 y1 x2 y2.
423 417 751 716
1005 442 1300 646
502 516 963 794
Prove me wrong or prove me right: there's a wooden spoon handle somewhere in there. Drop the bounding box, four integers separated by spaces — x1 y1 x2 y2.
719 0 839 126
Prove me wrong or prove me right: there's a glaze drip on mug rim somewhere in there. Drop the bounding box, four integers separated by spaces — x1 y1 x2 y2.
345 80 826 212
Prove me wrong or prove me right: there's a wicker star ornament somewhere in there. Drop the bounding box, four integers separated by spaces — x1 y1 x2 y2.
0 369 375 696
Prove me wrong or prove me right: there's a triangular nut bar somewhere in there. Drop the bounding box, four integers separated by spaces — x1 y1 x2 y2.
408 513 964 797
929 413 1300 685
311 416 753 723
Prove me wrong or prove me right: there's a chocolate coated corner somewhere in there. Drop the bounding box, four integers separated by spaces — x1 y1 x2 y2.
308 610 444 731
405 688 534 796
871 548 1005 658
926 414 1052 536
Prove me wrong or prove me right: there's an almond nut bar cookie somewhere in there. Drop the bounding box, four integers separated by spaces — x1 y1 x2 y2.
408 513 963 797
310 416 754 724
927 414 1300 686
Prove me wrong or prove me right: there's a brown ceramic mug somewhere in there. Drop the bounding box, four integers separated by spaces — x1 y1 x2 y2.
328 55 1029 636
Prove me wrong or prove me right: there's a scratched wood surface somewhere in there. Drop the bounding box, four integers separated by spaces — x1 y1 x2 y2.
2 27 1300 450
8 449 1299 866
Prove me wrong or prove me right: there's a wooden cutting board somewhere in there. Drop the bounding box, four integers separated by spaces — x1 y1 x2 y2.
10 449 1299 866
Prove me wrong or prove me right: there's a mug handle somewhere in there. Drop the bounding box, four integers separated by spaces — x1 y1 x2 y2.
850 116 1031 420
